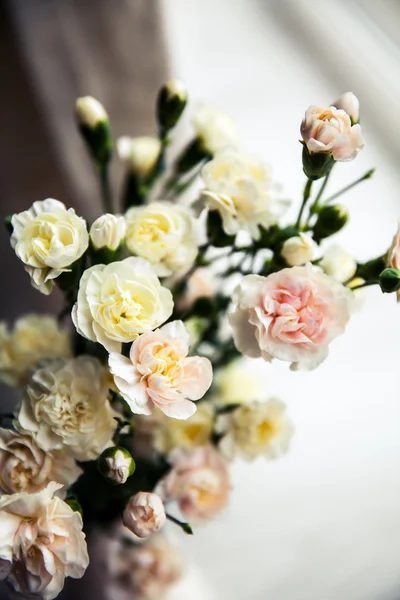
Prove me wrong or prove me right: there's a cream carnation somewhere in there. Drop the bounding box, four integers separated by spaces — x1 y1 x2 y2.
154 403 214 454
123 492 166 538
125 202 198 276
109 320 212 420
90 213 126 250
213 358 263 406
10 199 89 294
200 149 283 240
320 245 357 283
301 105 364 161
72 257 173 353
117 136 161 178
193 106 239 154
229 265 352 370
0 315 71 387
281 233 316 266
157 446 229 522
216 398 294 461
0 482 89 600
0 428 81 495
15 356 117 461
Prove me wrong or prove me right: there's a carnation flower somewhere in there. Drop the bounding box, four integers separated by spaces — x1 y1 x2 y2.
0 315 71 387
72 257 173 353
154 403 214 454
213 358 264 406
0 482 89 600
229 265 352 370
193 106 239 154
216 398 294 461
200 149 283 240
319 245 357 283
117 136 162 177
90 213 126 250
15 356 117 461
157 446 229 522
109 320 212 420
10 199 89 294
301 105 364 161
387 221 400 301
0 428 82 495
125 202 198 276
123 492 166 538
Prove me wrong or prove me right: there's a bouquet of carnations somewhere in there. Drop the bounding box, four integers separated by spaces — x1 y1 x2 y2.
0 81 398 600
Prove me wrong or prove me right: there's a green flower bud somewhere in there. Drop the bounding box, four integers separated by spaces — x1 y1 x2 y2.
98 446 135 485
313 204 348 241
157 79 188 133
206 210 236 247
176 138 210 175
302 145 335 181
379 268 400 293
75 96 112 168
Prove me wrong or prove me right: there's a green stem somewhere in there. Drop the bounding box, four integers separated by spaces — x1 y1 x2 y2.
348 280 378 291
322 169 375 205
308 169 332 218
166 514 193 535
99 165 113 213
296 179 313 228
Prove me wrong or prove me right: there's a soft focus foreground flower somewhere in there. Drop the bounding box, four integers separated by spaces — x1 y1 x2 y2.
154 404 214 454
301 105 364 162
332 91 360 124
216 398 294 461
229 265 352 370
75 96 108 129
0 315 71 387
0 482 89 600
0 428 81 495
107 535 182 600
109 320 212 420
213 358 263 406
200 149 283 240
387 221 400 301
72 257 173 353
10 199 89 294
158 446 229 522
123 492 166 538
16 356 117 461
117 136 161 178
319 245 357 283
281 233 316 266
90 213 126 250
125 202 198 276
193 106 239 154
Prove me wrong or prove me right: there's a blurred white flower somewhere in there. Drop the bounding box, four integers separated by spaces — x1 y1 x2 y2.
90 213 126 250
123 492 166 538
16 356 117 461
193 106 239 154
281 233 316 266
0 315 71 387
0 428 81 495
117 136 161 178
216 398 294 461
213 358 264 406
320 244 357 283
75 96 108 128
125 202 198 276
332 92 360 123
72 257 173 353
200 149 283 240
10 199 89 294
0 482 89 600
154 403 214 454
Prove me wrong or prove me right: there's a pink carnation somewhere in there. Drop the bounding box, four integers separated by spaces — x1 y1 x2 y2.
387 221 400 301
109 320 212 420
229 265 352 370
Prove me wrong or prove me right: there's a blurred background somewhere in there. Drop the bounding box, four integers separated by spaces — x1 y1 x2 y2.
1 1 400 599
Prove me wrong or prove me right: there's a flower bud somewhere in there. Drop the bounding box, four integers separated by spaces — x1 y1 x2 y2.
75 96 112 167
98 446 135 485
206 209 236 247
302 144 335 181
123 492 166 538
90 214 126 251
117 136 161 179
157 79 188 133
333 92 360 124
379 268 400 293
319 245 357 283
313 204 348 241
281 233 315 266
